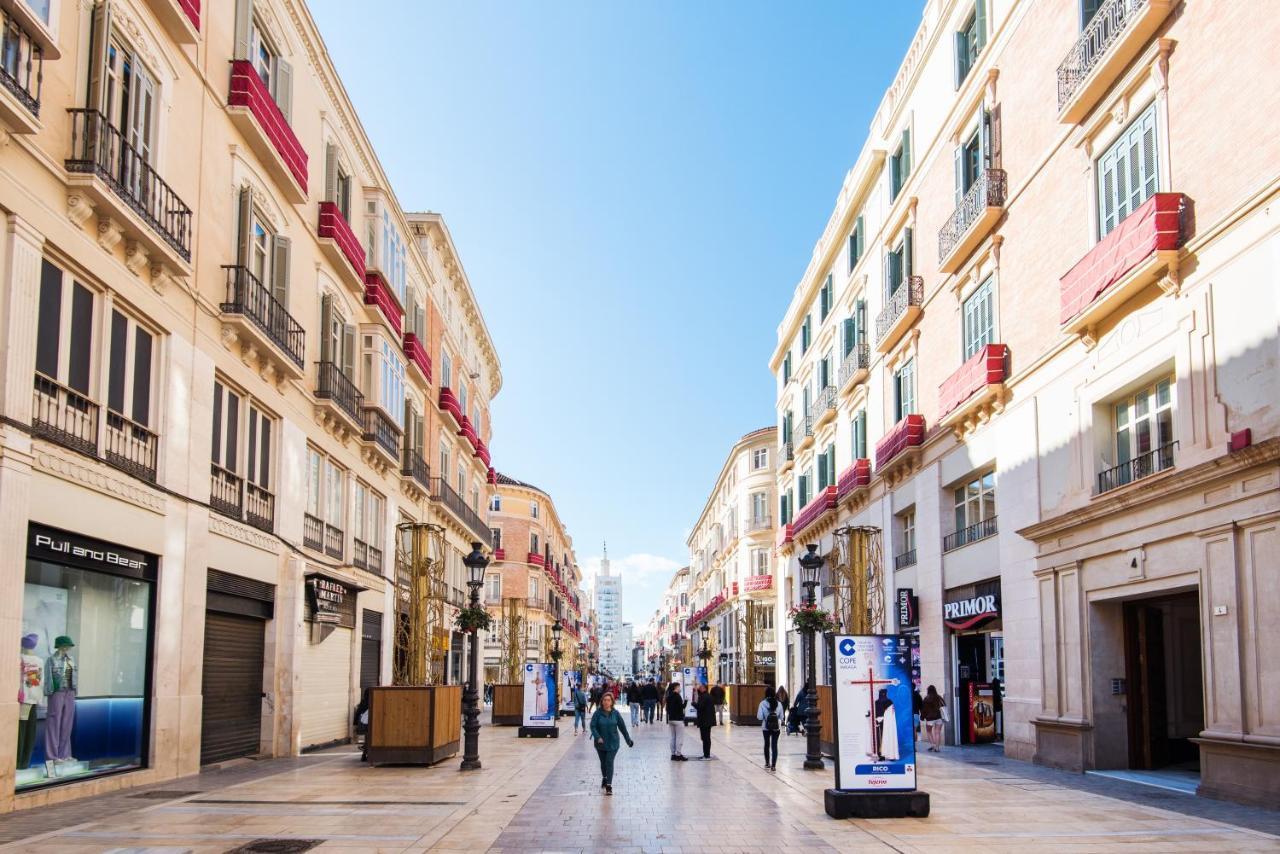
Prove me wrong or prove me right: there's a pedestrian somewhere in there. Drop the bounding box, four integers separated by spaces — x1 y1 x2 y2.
665 682 688 761
573 682 589 735
921 685 946 752
912 686 923 740
694 684 715 759
757 685 782 770
788 685 807 735
642 679 658 724
590 683 602 714
590 691 634 796
627 680 641 727
776 684 790 716
656 681 667 722
710 683 726 725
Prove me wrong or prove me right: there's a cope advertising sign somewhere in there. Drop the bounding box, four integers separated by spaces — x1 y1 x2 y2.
522 662 557 728
830 634 916 792
560 669 580 713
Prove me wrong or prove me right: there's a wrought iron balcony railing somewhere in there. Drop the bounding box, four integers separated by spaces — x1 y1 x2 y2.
401 447 430 490
210 464 243 520
876 276 924 343
221 265 305 369
1097 441 1177 494
244 482 274 533
361 406 401 460
943 516 998 553
1057 0 1149 109
746 515 773 533
839 340 870 388
66 109 192 260
324 522 344 560
939 168 1006 262
893 548 917 570
430 477 493 548
104 411 157 483
1 10 43 118
815 384 836 415
315 361 364 425
303 512 324 551
780 440 794 461
32 373 98 456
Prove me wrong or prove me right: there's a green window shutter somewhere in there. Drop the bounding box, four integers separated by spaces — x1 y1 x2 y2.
855 411 867 459
904 227 914 277
1081 0 1103 28
842 318 855 358
976 0 988 52
955 145 965 207
320 294 333 363
954 30 967 89
902 129 912 179
856 299 867 344
271 235 291 308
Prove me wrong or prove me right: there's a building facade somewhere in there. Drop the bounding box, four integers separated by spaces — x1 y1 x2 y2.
483 473 584 681
769 0 1279 807
684 427 779 686
0 0 500 810
595 548 625 678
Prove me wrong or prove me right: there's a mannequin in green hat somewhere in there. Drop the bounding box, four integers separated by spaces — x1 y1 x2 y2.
44 635 76 766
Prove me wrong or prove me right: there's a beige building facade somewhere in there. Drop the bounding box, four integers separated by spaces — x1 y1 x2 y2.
770 0 1279 806
0 0 500 810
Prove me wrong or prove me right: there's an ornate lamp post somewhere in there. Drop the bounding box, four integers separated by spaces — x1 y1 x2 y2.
799 543 825 770
698 622 712 682
550 619 563 714
461 542 489 771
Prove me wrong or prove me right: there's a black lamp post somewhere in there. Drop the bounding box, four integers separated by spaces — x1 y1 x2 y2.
698 622 712 681
550 620 563 714
798 543 825 770
461 541 489 771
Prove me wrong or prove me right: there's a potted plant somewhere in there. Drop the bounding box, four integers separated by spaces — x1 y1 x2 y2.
788 602 839 635
454 606 494 634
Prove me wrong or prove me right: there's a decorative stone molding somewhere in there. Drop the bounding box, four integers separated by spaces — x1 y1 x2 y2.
360 446 392 477
97 216 124 252
66 193 95 227
33 445 165 515
209 514 279 553
946 384 1009 441
314 407 357 443
124 240 149 275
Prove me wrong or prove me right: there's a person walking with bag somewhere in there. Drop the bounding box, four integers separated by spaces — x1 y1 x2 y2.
665 682 687 761
757 685 782 770
921 685 946 752
589 692 633 796
694 684 716 759
572 683 589 735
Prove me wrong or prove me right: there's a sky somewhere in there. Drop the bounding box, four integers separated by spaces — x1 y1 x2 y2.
309 0 923 629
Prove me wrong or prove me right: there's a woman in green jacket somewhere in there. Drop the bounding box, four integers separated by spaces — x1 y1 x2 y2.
589 692 634 795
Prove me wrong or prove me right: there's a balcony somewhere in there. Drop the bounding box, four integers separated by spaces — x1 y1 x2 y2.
1057 0 1175 124
438 386 463 429
746 515 772 534
894 549 917 570
65 109 193 274
528 552 545 567
361 406 402 466
0 9 43 133
838 341 870 395
744 574 774 594
1060 193 1187 345
836 458 871 501
492 548 506 562
143 0 200 44
792 485 838 538
1097 440 1177 494
317 201 365 289
227 59 307 202
244 482 274 534
210 464 243 520
403 332 432 385
430 477 492 548
363 270 403 336
220 265 305 379
104 411 158 483
876 276 924 353
778 441 794 474
314 360 364 433
797 414 815 453
473 436 491 467
938 343 1008 438
814 385 837 429
32 374 97 456
938 168 1006 273
457 414 478 447
401 447 430 491
353 538 384 576
876 414 925 482
943 516 998 553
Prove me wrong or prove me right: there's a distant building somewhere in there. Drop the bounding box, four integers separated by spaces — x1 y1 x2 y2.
595 545 625 677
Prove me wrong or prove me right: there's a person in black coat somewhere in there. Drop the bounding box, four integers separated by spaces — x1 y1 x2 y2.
665 682 687 760
693 685 716 758
641 679 659 723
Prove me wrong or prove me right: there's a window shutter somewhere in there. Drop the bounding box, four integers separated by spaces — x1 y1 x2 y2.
132 326 152 427
1139 106 1158 201
271 235 290 308
1098 147 1118 237
883 250 892 297
975 0 988 52
415 305 425 339
842 318 854 357
954 30 966 89
325 143 339 204
236 186 253 270
901 128 911 178
275 58 293 123
989 104 1002 169
211 383 223 466
954 145 965 207
856 298 866 343
1081 0 1103 28
87 0 112 111
233 0 253 61
342 323 356 379
904 227 914 277
108 311 127 415
320 294 333 363
855 215 864 261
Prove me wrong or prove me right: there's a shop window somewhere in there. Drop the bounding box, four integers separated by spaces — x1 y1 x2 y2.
19 525 155 791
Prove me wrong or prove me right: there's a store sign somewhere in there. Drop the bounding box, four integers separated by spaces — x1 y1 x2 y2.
27 524 155 579
307 577 348 625
753 652 776 668
829 634 916 792
943 592 1000 629
896 588 918 629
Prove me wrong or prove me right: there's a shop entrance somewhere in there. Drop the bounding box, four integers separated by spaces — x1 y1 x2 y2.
953 631 1003 745
1123 592 1203 771
200 612 266 764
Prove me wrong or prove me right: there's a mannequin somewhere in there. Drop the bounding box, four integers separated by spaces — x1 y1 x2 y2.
17 633 43 770
43 635 76 769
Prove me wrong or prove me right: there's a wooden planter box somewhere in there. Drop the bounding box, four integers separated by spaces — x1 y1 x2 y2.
365 685 461 765
491 683 523 726
730 684 768 725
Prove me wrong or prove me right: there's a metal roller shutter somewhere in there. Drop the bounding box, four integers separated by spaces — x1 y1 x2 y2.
300 626 352 747
360 610 382 690
200 612 265 764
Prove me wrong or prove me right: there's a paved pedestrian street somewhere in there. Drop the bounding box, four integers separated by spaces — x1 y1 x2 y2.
1 712 1277 853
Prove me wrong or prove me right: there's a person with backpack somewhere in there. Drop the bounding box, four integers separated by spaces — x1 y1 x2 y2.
757 685 783 770
665 682 687 761
589 691 634 796
573 683 589 735
710 683 726 725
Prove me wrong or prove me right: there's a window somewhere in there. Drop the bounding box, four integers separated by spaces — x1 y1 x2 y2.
800 316 811 354
817 444 835 490
485 573 501 602
531 500 540 519
963 277 995 359
1080 0 1104 28
1097 101 1159 238
319 294 356 378
899 509 916 559
212 381 272 498
750 491 768 522
106 309 154 429
36 260 96 396
847 215 865 273
438 441 450 483
379 340 405 425
304 447 344 548
884 229 913 295
798 469 812 508
324 144 352 221
530 578 539 601
1110 377 1175 486
752 549 769 575
893 359 916 422
530 532 540 553
441 350 453 389
953 471 997 533
490 494 502 512
235 188 290 308
818 352 832 390
959 127 982 197
819 274 834 321
851 409 867 460
954 0 987 88
751 448 768 470
781 412 793 445
380 207 407 305
782 351 792 384
890 128 912 201
233 1 293 119
779 491 792 525
490 527 502 550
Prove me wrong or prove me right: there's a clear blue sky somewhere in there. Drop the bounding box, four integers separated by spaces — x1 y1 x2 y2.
309 0 922 627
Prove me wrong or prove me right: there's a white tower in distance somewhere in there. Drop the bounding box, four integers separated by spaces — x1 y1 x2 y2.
595 542 626 678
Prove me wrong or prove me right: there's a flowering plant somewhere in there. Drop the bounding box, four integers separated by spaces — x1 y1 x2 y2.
454 606 494 634
788 603 839 635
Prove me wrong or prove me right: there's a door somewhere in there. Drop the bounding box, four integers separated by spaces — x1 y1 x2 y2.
360 610 382 691
1125 601 1169 769
954 633 987 744
200 612 265 764
300 626 353 748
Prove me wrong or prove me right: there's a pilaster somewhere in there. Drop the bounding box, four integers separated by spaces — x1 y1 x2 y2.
1 215 44 423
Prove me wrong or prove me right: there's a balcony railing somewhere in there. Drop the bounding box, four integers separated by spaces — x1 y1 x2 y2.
324 522 344 560
801 414 815 438
1057 0 1149 110
943 516 998 553
746 515 772 533
353 538 382 575
210 464 243 520
315 361 364 425
244 482 274 533
430 477 493 548
779 441 794 462
401 447 430 490
1097 441 1177 494
876 276 924 345
893 549 917 570
0 11 43 119
838 340 870 388
938 168 1006 263
104 411 157 483
66 109 192 261
303 513 324 551
362 406 401 460
32 374 98 456
221 265 305 369
815 384 836 416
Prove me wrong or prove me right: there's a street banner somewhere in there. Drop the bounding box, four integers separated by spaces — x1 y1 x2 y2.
829 634 916 792
560 669 580 713
522 662 557 728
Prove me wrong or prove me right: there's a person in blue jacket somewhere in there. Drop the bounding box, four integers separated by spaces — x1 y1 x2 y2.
589 691 634 795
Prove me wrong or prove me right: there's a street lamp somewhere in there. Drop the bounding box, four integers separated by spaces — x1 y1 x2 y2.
550 620 563 716
698 622 712 681
461 542 489 771
798 543 825 770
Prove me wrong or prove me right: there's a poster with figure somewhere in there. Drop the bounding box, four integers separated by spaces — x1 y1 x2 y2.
680 666 708 717
560 669 580 713
522 663 557 728
830 634 916 792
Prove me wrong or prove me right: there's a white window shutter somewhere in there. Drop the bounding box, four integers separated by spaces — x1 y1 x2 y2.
275 58 293 123
271 235 291 307
325 143 339 204
234 0 253 62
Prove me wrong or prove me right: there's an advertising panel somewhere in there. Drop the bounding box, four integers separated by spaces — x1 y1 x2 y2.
680 666 708 717
522 662 558 728
560 669 580 713
830 634 916 792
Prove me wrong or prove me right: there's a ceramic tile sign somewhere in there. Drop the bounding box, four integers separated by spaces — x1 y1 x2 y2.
830 634 917 792
523 662 557 728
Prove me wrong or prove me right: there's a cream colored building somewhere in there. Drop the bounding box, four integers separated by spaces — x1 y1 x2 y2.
684 428 779 685
770 0 1279 806
0 0 500 810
